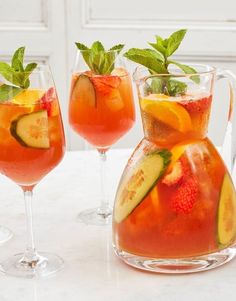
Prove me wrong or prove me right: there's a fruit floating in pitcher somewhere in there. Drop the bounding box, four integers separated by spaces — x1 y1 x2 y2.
113 29 236 261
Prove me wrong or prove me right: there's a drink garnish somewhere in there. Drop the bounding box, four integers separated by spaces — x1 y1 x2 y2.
10 110 49 149
71 74 96 107
75 41 124 75
170 176 199 214
162 160 183 186
124 29 200 96
0 47 37 102
141 97 192 132
114 149 171 223
217 173 236 247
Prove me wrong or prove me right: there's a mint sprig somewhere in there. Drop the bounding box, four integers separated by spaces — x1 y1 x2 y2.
124 29 200 96
0 47 37 102
75 41 124 75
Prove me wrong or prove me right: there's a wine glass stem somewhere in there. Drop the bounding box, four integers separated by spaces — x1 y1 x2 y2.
22 190 38 263
98 150 110 216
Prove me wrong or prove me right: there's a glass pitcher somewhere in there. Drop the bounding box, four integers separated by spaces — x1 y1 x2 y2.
112 64 236 273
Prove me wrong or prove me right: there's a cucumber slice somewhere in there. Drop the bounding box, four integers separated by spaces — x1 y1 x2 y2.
114 150 171 223
10 110 50 149
217 173 236 247
71 74 96 107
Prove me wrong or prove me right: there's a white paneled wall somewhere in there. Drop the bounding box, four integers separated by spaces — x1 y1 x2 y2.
1 0 236 150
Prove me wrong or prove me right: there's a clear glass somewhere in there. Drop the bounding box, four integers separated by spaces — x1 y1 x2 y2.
112 64 236 273
68 50 135 225
0 65 66 278
0 226 13 244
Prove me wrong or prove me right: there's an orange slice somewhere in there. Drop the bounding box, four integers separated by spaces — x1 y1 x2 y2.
141 97 192 133
12 89 45 106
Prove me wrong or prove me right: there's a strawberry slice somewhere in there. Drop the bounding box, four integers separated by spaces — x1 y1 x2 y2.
162 160 183 186
91 76 121 96
40 87 55 116
180 96 212 113
170 177 199 214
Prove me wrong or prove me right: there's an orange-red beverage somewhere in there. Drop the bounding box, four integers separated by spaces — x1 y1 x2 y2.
69 68 135 149
0 88 65 188
113 90 236 269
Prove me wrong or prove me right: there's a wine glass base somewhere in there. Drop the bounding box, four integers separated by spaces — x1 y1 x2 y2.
0 226 13 244
0 252 64 278
77 207 112 225
114 245 236 274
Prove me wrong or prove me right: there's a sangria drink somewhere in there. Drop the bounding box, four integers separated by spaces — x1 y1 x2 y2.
0 48 65 278
69 42 135 225
69 68 134 150
113 30 236 273
0 88 65 187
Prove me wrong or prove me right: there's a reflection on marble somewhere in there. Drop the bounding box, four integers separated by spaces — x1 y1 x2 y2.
0 150 236 301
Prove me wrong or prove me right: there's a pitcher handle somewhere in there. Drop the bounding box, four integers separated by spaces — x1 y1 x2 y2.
216 69 236 178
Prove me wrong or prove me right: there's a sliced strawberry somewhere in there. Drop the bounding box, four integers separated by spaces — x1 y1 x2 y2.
180 96 212 113
40 87 55 116
91 76 121 96
162 160 183 186
170 177 199 214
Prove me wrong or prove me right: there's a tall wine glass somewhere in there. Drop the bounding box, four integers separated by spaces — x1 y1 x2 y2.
69 49 135 225
0 65 65 278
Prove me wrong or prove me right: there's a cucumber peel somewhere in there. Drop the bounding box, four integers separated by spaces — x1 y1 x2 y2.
71 74 96 107
114 149 171 223
10 110 50 149
217 173 236 247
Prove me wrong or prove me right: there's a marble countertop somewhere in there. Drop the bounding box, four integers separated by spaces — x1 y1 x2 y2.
0 149 236 301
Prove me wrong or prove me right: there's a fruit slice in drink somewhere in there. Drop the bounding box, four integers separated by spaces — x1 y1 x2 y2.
141 95 192 133
10 110 49 149
217 173 236 247
71 74 96 107
114 149 171 223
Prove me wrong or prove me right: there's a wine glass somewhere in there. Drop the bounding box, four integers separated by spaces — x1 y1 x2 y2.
69 49 135 225
0 65 65 278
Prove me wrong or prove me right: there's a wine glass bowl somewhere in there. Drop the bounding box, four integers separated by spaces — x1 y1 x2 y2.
69 48 135 225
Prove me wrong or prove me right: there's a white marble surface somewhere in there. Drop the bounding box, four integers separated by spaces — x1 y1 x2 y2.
0 149 236 301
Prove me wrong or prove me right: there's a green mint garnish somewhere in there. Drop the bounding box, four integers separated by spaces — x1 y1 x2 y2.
75 41 124 75
124 29 200 96
0 47 37 102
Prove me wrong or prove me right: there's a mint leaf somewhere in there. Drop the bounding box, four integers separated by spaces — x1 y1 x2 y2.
0 47 37 91
25 62 37 73
151 77 163 94
143 48 164 62
0 84 22 102
149 36 166 57
166 29 187 57
11 47 25 71
0 62 22 86
124 29 200 96
75 41 123 74
109 44 124 54
166 79 187 96
91 41 104 53
75 42 89 51
103 52 115 74
124 48 167 73
169 61 200 84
